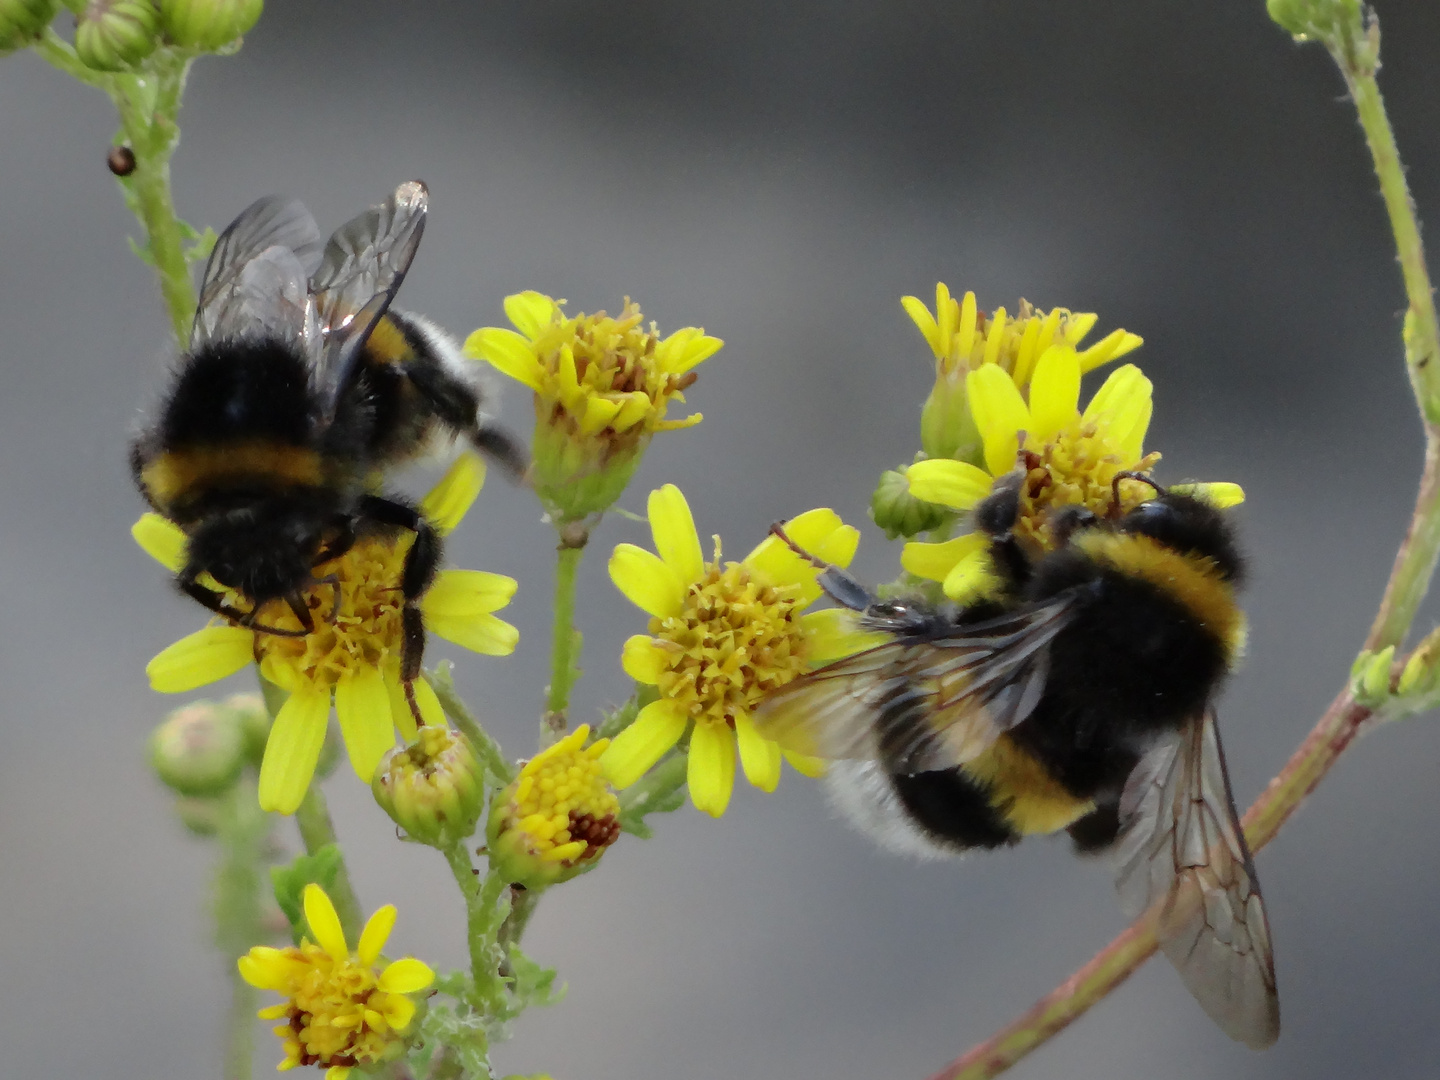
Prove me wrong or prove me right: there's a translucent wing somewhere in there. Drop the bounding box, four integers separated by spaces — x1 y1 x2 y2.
192 195 323 349
1113 710 1280 1048
753 595 1074 774
308 180 428 413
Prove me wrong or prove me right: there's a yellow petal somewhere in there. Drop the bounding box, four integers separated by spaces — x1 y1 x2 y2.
900 532 987 582
1026 345 1081 444
147 625 254 693
379 957 435 994
942 548 1000 604
799 608 888 665
325 1067 352 1080
303 883 349 962
383 668 418 743
356 904 396 965
380 991 417 1030
412 677 446 728
1063 311 1099 345
419 453 485 534
902 294 943 359
966 363 1030 477
657 328 723 374
956 290 978 359
257 687 331 814
1081 363 1151 428
423 570 517 617
609 543 685 619
782 749 829 778
426 611 520 656
743 507 856 602
599 699 689 787
132 513 187 572
1010 317 1043 389
334 667 394 781
577 393 623 437
688 721 736 817
1172 481 1245 509
733 709 782 792
905 459 994 511
621 634 672 684
462 328 544 391
648 485 704 584
1035 307 1062 357
503 290 558 340
611 391 653 433
1077 327 1143 373
981 306 1007 366
935 283 958 353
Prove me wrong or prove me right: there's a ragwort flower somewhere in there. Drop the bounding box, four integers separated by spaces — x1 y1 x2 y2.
239 884 433 1078
601 485 878 816
464 292 722 524
903 283 1143 461
902 346 1243 601
135 454 519 814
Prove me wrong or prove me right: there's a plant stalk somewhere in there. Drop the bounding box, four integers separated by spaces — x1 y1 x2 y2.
543 540 586 742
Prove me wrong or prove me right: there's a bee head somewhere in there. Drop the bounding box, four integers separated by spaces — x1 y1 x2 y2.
188 504 325 603
1118 492 1244 585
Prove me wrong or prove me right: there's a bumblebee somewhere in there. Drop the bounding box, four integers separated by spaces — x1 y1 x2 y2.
755 472 1279 1048
131 181 524 700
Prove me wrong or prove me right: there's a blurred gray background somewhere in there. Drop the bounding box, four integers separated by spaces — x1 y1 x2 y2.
2 2 1439 1077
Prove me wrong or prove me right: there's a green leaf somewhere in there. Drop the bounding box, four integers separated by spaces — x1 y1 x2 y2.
507 944 565 1009
270 844 345 943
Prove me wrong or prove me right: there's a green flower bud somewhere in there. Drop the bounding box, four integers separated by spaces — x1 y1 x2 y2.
486 724 619 890
159 0 259 50
871 466 951 540
220 692 271 768
173 795 223 836
372 727 485 848
1266 0 1361 40
0 0 58 53
919 371 982 464
149 700 246 797
75 0 159 70
1351 645 1395 706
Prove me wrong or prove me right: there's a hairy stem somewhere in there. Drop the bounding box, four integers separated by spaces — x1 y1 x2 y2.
543 540 586 742
294 786 364 942
428 663 515 784
443 844 511 1013
213 776 271 1080
930 12 1440 1076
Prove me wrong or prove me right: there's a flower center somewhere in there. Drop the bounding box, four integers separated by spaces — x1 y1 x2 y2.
505 726 620 865
648 558 811 730
1016 420 1161 550
272 945 400 1069
252 534 409 690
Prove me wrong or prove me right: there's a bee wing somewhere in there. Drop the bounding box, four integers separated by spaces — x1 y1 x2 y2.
753 596 1074 773
307 180 428 414
192 195 324 349
1113 710 1280 1048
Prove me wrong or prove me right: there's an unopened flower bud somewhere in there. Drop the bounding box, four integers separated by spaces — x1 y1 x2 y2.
149 700 246 797
159 0 259 50
0 0 58 53
487 724 620 890
919 370 982 463
173 795 223 835
221 692 271 768
871 466 950 540
372 727 485 847
76 0 159 70
1266 0 1360 39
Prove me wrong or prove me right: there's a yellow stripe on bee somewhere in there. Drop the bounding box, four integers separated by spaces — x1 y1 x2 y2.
1072 531 1247 665
363 315 414 366
141 442 325 507
962 735 1094 835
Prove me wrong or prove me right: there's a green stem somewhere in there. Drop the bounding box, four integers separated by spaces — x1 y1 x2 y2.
497 886 537 960
428 663 514 784
32 27 111 87
927 12 1440 1077
543 540 586 742
213 776 271 1080
442 844 511 1012
294 786 363 942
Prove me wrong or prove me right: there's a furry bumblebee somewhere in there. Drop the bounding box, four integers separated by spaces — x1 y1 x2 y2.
754 472 1279 1048
131 181 523 700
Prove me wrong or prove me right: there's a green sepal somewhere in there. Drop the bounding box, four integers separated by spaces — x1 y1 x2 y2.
270 843 344 944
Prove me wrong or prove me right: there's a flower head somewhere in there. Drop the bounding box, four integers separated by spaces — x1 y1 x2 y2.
372 726 486 848
601 485 876 816
136 454 519 814
465 293 722 523
903 284 1142 461
239 884 434 1079
902 348 1243 601
487 723 621 888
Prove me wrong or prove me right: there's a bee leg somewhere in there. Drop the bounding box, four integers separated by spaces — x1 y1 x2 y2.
401 356 531 480
471 425 530 482
1066 800 1122 853
311 521 357 567
1050 505 1098 548
178 578 310 637
282 591 317 634
1110 470 1165 513
768 521 875 611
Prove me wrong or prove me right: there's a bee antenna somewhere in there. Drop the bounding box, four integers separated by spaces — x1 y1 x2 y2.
769 521 828 570
1111 470 1165 515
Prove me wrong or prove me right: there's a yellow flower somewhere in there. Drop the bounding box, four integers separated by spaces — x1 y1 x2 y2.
464 292 722 523
135 454 520 814
601 485 876 816
487 723 621 888
902 348 1243 600
903 283 1142 461
239 884 434 1079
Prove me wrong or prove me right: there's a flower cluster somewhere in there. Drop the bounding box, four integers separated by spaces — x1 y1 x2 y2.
136 454 518 814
